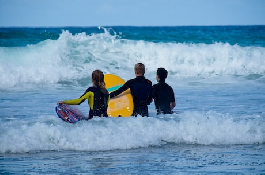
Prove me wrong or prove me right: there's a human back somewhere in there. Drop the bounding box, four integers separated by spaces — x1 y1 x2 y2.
58 69 109 119
153 82 174 114
152 68 176 114
110 63 152 117
89 70 109 118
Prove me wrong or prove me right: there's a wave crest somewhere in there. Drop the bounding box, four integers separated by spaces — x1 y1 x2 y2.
0 30 265 89
1 111 264 153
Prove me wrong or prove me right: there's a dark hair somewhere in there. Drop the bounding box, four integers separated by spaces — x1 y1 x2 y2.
157 68 168 80
92 70 108 94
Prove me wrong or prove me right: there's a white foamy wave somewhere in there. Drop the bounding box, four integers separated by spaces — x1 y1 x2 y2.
1 29 265 89
0 111 264 153
0 37 76 89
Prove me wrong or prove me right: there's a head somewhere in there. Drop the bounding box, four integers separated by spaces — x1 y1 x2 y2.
92 69 104 87
92 69 108 94
156 68 168 82
134 63 145 76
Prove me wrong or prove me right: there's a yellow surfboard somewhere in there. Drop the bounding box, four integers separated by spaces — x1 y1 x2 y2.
105 74 133 117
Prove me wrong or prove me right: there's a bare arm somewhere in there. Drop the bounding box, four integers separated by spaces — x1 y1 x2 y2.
170 102 176 110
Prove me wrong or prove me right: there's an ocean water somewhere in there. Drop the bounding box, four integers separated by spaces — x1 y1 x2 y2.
0 26 265 174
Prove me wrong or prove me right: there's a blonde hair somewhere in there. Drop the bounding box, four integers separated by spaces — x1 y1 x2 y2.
134 63 145 75
92 70 108 94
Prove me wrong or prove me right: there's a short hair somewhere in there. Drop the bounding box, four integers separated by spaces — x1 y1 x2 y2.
157 68 168 80
134 63 145 75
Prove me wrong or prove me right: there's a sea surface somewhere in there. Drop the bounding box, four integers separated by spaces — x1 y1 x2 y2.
0 26 265 174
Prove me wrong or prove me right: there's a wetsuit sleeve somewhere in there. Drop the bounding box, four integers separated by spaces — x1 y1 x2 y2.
147 81 153 104
109 80 132 98
63 91 94 107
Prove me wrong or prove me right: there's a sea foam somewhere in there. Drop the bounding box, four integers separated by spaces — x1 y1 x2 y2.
0 111 264 153
0 30 265 89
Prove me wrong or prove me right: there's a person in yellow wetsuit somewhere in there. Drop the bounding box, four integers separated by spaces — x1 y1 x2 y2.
57 70 109 119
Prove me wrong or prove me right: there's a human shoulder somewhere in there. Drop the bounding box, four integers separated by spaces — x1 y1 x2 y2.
79 86 95 98
165 83 174 95
164 82 174 91
85 86 94 91
84 86 98 93
139 76 152 85
126 78 136 83
165 82 172 87
153 82 172 90
145 78 152 85
123 78 136 87
152 82 159 88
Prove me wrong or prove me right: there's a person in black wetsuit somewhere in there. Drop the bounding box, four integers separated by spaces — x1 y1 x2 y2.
152 68 176 114
57 70 109 120
110 63 152 117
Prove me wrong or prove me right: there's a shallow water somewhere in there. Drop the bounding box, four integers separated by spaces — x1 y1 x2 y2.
1 144 264 174
1 26 265 174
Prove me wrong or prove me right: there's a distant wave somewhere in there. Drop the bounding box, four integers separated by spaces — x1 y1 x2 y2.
0 30 265 89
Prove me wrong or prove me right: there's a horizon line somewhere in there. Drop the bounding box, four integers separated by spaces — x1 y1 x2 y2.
1 24 265 28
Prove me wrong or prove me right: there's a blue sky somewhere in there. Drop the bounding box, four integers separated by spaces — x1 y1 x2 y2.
0 0 264 27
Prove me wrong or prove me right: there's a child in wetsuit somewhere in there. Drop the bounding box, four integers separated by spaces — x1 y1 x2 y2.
152 68 176 114
109 63 152 117
57 70 109 119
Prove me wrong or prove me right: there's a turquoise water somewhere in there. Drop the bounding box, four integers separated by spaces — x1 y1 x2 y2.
1 26 265 47
1 26 265 174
